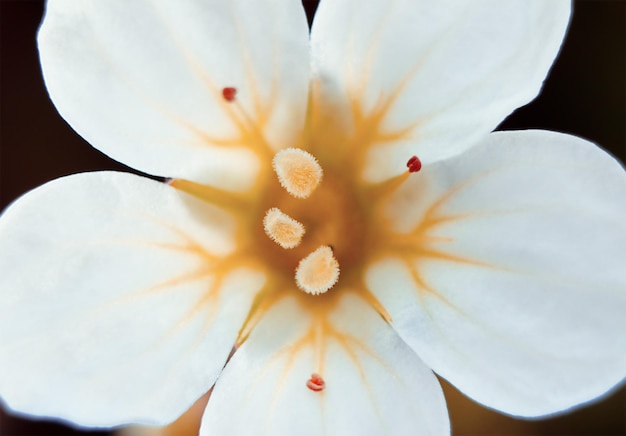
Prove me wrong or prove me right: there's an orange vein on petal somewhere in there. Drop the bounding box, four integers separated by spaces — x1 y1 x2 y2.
245 306 328 390
364 171 411 203
355 287 392 323
169 178 251 213
305 63 428 179
417 247 494 268
102 239 248 309
173 41 275 158
167 115 243 148
377 171 509 261
82 266 215 328
235 282 287 347
117 7 274 157
313 319 325 374
262 332 311 433
229 2 259 111
141 252 260 353
85 15 272 167
351 2 395 95
132 211 224 257
346 61 426 155
228 1 277 126
367 182 502 312
416 169 504 224
241 313 315 412
149 266 265 382
188 60 274 157
401 258 456 308
239 296 400 430
152 276 226 349
328 327 388 428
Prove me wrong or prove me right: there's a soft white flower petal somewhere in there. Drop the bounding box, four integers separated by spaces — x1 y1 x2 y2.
39 0 310 190
367 130 626 416
0 172 265 427
200 293 449 436
310 0 570 182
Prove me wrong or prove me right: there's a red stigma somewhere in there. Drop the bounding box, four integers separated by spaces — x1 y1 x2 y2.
306 373 325 392
222 87 237 102
407 155 422 173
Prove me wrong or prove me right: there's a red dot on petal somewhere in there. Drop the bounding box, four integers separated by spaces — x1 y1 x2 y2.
407 155 422 173
222 87 237 102
306 373 325 392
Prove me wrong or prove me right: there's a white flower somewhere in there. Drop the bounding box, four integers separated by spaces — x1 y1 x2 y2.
0 1 625 435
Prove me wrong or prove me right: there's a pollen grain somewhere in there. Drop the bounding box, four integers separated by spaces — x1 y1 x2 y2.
263 207 305 249
272 148 323 199
295 246 340 295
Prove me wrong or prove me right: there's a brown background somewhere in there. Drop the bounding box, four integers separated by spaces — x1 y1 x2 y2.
1 0 624 435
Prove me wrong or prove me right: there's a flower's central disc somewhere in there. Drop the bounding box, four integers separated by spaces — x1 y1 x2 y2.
256 148 367 296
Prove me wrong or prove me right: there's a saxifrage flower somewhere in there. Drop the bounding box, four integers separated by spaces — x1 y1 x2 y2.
0 1 625 435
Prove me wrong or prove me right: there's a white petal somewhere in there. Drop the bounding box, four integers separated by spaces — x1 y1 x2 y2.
0 172 265 427
310 0 570 182
39 0 310 190
200 294 449 436
367 130 626 416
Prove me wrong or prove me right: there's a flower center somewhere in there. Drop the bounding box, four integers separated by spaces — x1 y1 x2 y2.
256 147 368 297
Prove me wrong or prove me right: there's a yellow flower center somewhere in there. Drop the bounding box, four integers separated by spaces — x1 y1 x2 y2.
260 147 370 295
167 80 442 346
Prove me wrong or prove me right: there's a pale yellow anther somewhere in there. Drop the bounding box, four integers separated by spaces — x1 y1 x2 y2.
295 246 340 295
273 148 323 199
263 207 305 249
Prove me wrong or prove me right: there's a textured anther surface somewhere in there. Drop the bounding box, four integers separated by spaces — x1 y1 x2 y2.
273 148 323 199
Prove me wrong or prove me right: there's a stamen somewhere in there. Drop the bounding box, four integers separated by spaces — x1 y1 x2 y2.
295 246 339 295
306 373 325 392
273 148 323 199
407 155 422 173
263 208 305 249
222 87 237 102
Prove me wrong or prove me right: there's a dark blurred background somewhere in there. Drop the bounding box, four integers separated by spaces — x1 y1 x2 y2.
1 0 624 435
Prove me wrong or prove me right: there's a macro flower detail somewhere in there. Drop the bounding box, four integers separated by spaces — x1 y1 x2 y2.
1 1 625 436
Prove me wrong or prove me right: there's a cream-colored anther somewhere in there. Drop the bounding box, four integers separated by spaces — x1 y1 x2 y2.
295 246 340 295
263 208 305 249
273 148 323 199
